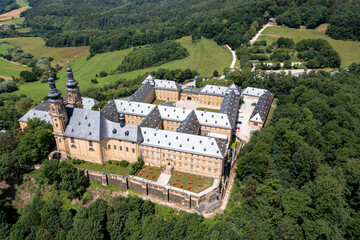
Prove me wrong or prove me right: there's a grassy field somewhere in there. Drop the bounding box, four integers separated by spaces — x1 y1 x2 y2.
5 36 232 102
265 98 277 126
259 25 360 68
0 58 30 78
168 171 214 193
137 165 163 181
72 161 132 176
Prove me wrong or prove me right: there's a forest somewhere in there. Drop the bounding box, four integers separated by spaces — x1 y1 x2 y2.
15 0 357 56
1 63 360 239
116 41 188 73
0 0 19 14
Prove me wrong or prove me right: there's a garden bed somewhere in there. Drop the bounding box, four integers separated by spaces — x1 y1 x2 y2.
136 165 163 181
168 171 214 193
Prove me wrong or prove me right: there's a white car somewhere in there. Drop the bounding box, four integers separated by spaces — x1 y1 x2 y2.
239 114 244 118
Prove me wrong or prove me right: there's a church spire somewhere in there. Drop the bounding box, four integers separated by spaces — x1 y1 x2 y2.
47 74 62 102
65 64 79 91
65 64 83 108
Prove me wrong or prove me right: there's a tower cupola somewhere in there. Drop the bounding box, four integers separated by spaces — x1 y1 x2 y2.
48 75 62 102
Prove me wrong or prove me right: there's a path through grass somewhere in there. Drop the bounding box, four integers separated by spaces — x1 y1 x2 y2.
259 25 360 68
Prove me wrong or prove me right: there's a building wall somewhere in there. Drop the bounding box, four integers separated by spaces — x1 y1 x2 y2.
162 120 181 132
100 139 140 163
180 92 199 102
243 95 260 103
200 125 232 142
249 121 263 129
197 94 224 107
125 114 145 126
19 121 27 130
141 145 224 178
155 89 180 102
65 137 103 164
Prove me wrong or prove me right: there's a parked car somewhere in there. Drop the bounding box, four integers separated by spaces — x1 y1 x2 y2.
236 127 240 130
239 114 244 118
237 121 242 124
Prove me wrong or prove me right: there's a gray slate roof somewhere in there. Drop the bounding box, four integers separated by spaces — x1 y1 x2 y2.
199 85 228 96
129 82 154 102
250 91 274 124
18 108 52 124
139 106 162 128
82 97 99 110
220 91 240 128
177 110 200 135
141 127 225 158
34 102 50 111
101 100 119 121
64 108 142 142
160 101 175 107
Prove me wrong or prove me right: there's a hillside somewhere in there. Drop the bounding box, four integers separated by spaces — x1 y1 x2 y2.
8 37 232 102
258 25 360 68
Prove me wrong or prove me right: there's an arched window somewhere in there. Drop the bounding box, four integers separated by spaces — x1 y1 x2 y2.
89 148 94 152
71 145 76 149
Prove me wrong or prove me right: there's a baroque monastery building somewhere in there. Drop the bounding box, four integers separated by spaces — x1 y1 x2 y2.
19 67 273 179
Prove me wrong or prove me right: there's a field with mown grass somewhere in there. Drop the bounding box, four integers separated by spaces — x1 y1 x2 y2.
5 36 232 102
258 25 360 68
71 161 132 176
0 58 30 78
168 171 214 193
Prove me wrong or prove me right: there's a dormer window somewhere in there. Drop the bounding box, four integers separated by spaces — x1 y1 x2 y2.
112 129 117 134
125 131 129 136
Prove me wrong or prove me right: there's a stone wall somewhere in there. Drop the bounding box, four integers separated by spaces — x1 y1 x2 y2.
84 169 221 213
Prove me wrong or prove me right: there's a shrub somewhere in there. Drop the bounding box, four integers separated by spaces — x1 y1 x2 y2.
99 71 108 77
120 160 129 168
80 191 93 204
129 158 144 175
71 159 85 164
91 78 98 84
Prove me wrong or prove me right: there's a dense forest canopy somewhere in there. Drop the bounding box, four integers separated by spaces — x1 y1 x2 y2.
17 0 357 55
0 0 19 14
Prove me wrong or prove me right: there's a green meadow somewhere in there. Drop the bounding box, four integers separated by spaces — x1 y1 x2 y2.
5 36 232 102
0 58 30 78
259 25 360 68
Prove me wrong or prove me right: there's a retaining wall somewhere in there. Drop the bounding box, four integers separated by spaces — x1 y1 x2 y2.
84 170 220 212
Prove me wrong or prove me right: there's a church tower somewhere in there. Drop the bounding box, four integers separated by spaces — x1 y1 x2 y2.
65 65 83 108
48 74 68 135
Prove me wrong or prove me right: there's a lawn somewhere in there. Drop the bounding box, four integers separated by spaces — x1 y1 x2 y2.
72 161 132 176
0 58 30 78
136 165 163 181
196 107 220 113
265 98 277 126
7 36 232 102
0 17 25 24
168 171 214 193
259 25 360 68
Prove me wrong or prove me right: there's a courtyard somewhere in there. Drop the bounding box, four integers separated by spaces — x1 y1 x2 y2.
235 98 262 143
175 100 220 111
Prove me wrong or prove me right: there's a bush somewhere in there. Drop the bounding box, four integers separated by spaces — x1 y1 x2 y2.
99 71 108 77
120 160 129 168
129 158 144 175
71 159 85 164
0 81 18 93
80 191 93 204
91 78 98 84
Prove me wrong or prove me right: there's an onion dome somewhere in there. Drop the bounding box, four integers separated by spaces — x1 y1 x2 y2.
65 65 79 91
47 74 62 102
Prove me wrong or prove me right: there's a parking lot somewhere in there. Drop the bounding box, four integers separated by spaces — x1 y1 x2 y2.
235 98 262 143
